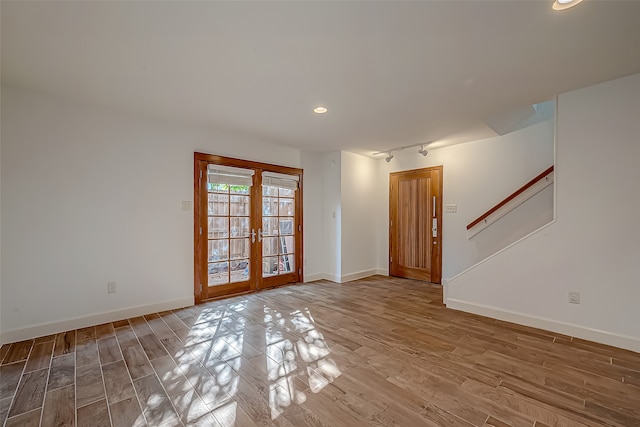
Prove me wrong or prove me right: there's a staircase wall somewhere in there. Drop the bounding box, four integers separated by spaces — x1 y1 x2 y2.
445 73 640 352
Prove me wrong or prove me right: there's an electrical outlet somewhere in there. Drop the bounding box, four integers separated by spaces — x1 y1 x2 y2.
568 291 580 304
107 281 117 294
445 204 458 213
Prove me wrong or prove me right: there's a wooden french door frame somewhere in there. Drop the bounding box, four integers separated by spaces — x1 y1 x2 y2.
389 166 442 284
194 152 303 303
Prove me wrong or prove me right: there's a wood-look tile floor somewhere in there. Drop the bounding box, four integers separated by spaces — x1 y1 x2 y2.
1 276 640 427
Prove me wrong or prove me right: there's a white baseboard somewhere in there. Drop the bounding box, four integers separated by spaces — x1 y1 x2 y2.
445 298 640 353
302 273 340 283
303 273 332 283
1 297 194 345
340 269 379 283
303 270 386 284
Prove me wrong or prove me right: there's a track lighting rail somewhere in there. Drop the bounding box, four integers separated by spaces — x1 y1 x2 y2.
373 142 431 161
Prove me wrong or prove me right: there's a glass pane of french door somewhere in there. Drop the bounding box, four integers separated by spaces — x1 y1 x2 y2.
207 181 251 286
195 153 302 302
261 185 296 278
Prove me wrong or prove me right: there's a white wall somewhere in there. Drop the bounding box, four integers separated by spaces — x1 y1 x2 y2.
302 150 381 284
0 85 303 342
376 120 555 280
321 152 342 282
340 151 379 281
446 73 640 352
300 151 324 281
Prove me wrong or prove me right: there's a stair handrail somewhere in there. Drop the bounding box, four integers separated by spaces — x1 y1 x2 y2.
467 165 554 231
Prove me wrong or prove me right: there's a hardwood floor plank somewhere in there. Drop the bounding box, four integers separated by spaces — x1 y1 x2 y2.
622 371 640 388
178 315 197 329
171 388 222 426
420 404 476 426
583 400 640 427
498 377 609 425
484 415 514 427
133 373 180 426
146 316 179 342
320 368 437 427
34 334 56 344
122 344 154 380
98 336 123 365
0 344 11 363
149 354 192 397
24 340 54 373
159 311 188 331
7 368 48 417
48 353 75 391
297 384 370 427
53 330 76 357
5 408 41 427
2 340 33 364
95 323 116 339
112 319 130 329
76 340 99 368
128 316 153 337
0 397 12 426
233 375 295 427
76 326 96 343
102 360 136 405
77 399 110 427
178 355 233 408
157 334 185 361
460 378 576 427
114 325 139 350
143 313 161 321
109 396 145 427
211 400 258 427
76 363 106 408
41 384 75 426
0 361 26 400
137 333 168 361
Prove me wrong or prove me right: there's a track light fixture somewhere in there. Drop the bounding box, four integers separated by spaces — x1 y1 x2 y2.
373 141 433 161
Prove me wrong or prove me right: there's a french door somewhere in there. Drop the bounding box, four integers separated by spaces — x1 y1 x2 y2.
389 166 442 284
194 153 303 302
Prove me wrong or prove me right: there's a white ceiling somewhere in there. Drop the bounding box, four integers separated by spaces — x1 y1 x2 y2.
2 1 640 156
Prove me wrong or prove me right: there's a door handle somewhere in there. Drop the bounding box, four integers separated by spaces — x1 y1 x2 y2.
258 228 263 242
251 229 256 243
432 196 438 238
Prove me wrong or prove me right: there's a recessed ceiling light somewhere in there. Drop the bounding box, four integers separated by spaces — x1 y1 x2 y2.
552 0 584 11
313 106 328 114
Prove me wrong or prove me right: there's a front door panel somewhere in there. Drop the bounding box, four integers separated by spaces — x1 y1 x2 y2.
389 167 442 283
